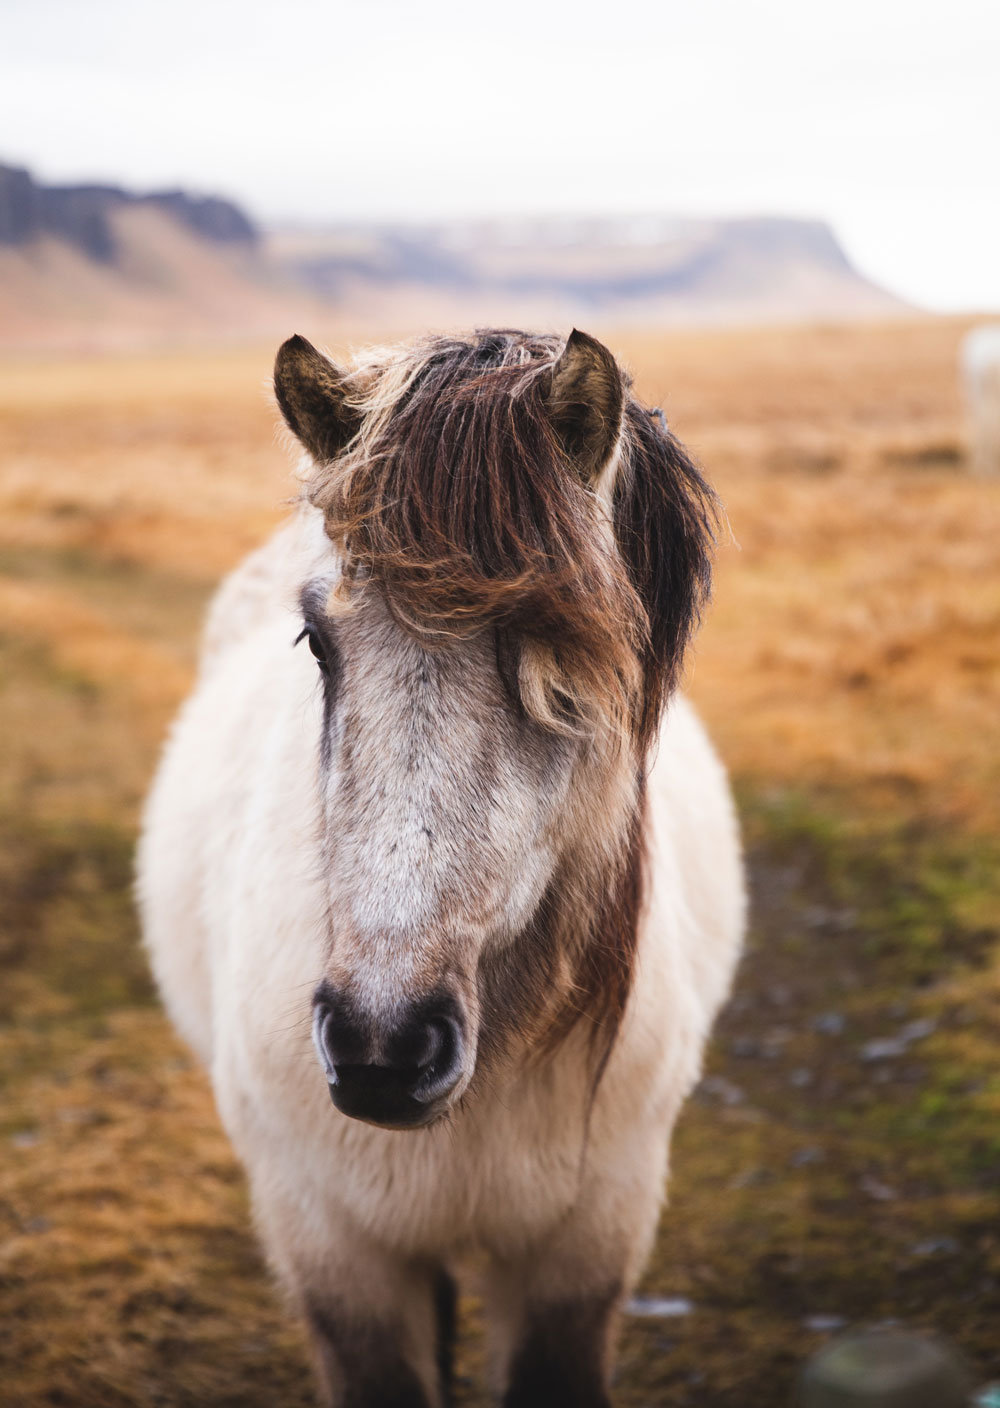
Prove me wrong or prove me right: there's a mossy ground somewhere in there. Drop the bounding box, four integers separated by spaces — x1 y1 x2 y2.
1 320 998 1405
624 792 1000 1405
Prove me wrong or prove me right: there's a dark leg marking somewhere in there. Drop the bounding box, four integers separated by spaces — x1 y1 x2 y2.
433 1268 458 1407
307 1301 433 1408
502 1290 620 1408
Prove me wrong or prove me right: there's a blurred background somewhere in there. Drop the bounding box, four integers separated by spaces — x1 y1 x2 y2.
1 1 998 1404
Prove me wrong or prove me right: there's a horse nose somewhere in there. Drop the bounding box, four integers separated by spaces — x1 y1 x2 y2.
311 987 465 1129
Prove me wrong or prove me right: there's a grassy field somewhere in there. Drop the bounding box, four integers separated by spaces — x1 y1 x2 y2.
1 318 998 1405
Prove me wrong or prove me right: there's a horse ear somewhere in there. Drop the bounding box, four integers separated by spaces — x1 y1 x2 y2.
274 335 358 462
544 329 625 483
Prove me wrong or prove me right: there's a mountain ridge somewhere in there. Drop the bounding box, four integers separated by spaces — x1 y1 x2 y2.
268 213 905 325
0 162 909 349
0 162 256 264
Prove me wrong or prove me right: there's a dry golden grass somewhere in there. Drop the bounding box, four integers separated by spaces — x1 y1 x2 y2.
1 317 998 1405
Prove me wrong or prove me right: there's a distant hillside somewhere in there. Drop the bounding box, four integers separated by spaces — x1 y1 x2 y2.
268 213 908 327
0 162 908 350
0 163 257 262
0 162 318 351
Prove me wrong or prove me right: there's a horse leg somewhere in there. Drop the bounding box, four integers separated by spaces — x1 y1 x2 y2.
304 1271 451 1408
432 1267 459 1407
483 1163 665 1407
488 1275 621 1408
265 1211 450 1408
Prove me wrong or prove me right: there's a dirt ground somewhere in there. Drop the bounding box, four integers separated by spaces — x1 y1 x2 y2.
1 317 998 1405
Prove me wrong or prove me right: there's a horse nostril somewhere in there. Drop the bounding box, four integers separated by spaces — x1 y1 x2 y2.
311 1001 339 1081
411 1015 462 1103
413 1016 446 1071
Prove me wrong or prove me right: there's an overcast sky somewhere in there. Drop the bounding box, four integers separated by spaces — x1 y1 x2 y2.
4 0 998 311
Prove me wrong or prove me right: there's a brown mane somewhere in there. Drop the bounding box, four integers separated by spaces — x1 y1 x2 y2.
304 330 717 755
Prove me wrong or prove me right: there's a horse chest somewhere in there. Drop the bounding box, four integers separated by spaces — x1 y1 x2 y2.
340 1117 588 1255
222 1037 593 1257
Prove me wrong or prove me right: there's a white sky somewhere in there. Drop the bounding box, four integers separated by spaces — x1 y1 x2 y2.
3 0 999 311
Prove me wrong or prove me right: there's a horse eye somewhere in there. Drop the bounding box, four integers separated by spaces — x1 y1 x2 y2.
295 624 330 676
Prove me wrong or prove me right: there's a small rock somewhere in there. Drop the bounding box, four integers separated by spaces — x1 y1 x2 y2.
801 1327 971 1407
730 1036 760 1058
730 1167 772 1190
790 1067 814 1088
790 1146 825 1167
24 1216 50 1234
861 1037 909 1062
804 1314 848 1333
697 1075 745 1106
10 1131 39 1150
910 1236 960 1257
862 1017 937 1064
803 905 858 933
811 1011 846 1036
899 1017 937 1044
859 1174 897 1202
626 1296 694 1318
57 1108 98 1126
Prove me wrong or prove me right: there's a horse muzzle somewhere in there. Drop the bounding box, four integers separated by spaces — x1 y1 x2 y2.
311 982 468 1129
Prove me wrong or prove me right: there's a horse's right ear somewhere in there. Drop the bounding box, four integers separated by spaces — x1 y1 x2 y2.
273 335 358 462
544 329 625 484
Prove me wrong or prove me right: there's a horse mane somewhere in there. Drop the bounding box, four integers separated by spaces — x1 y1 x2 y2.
299 328 719 1066
304 329 717 755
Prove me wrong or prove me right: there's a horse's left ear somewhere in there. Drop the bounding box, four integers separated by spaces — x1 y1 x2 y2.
544 329 625 483
274 334 359 463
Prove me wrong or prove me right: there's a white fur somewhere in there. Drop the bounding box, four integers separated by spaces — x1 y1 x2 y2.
137 504 745 1404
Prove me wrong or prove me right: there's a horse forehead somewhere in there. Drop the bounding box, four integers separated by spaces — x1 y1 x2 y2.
329 610 502 775
336 602 499 717
327 606 562 833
